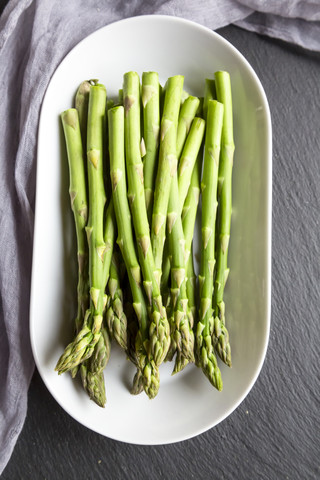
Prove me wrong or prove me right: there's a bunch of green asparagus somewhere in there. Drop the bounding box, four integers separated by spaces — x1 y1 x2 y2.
55 70 234 407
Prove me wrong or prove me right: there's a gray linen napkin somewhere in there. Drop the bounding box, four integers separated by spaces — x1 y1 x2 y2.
0 0 319 473
236 0 320 50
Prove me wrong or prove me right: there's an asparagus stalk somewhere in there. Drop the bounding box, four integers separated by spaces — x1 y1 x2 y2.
153 76 184 316
196 99 224 390
196 97 204 117
101 199 116 293
58 108 90 379
186 253 197 325
80 326 111 407
123 71 170 367
160 241 171 312
75 80 96 151
56 84 110 374
121 287 137 359
203 78 216 121
212 71 234 366
79 198 115 401
118 89 123 105
71 83 91 382
73 80 92 322
123 296 144 394
181 90 189 104
131 369 145 396
89 326 111 372
182 153 202 266
176 95 200 160
80 368 106 408
167 171 195 373
141 72 160 223
151 75 184 280
85 83 110 346
60 108 89 342
108 104 159 399
105 250 127 350
182 153 202 324
178 117 205 212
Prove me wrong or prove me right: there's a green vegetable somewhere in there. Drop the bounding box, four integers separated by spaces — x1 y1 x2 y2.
141 72 160 223
212 71 234 367
108 104 160 399
80 327 111 407
151 75 184 281
56 70 236 401
167 170 195 373
178 116 205 212
176 95 200 160
203 78 216 121
60 108 89 356
182 153 202 325
105 251 128 351
196 99 224 390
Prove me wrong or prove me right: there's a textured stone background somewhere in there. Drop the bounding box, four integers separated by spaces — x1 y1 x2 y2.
2 24 320 480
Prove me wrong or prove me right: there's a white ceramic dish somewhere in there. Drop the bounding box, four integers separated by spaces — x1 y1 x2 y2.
30 15 272 445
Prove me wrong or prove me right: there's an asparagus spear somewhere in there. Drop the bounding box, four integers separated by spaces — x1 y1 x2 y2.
186 253 196 324
157 85 192 316
84 83 111 351
160 241 171 314
141 72 160 223
108 104 159 399
60 108 89 344
123 71 170 367
196 99 224 390
56 84 111 374
203 78 216 121
73 80 92 320
75 80 95 151
182 153 202 324
118 89 123 105
182 153 202 267
167 171 195 373
212 71 234 367
58 108 90 379
151 75 184 281
80 369 106 407
196 97 204 117
79 198 116 401
176 95 200 160
131 369 145 396
68 84 91 382
124 292 146 397
178 117 205 212
101 199 116 294
80 326 111 407
105 250 127 350
60 107 94 388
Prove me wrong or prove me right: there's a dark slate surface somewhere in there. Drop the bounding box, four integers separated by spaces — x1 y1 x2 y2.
2 25 320 480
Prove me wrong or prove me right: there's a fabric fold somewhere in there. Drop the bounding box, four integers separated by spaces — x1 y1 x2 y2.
236 12 320 51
